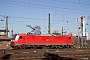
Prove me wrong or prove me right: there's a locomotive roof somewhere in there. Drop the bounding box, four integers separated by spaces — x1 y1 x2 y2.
15 33 71 37
26 33 68 36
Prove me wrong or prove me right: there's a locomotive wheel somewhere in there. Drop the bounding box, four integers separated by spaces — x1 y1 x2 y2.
13 46 18 50
67 45 71 48
22 44 26 49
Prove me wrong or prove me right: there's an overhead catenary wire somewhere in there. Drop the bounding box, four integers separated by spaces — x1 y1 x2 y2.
0 15 47 21
2 0 90 12
0 13 89 26
0 14 77 25
50 0 90 6
0 0 90 15
0 0 90 38
5 0 90 7
35 0 90 9
0 0 89 25
0 0 90 20
1 14 87 24
0 20 77 27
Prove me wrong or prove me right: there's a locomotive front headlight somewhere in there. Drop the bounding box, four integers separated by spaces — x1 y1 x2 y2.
11 40 13 42
11 40 14 42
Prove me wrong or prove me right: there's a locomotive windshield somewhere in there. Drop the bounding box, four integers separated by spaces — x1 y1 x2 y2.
12 34 17 39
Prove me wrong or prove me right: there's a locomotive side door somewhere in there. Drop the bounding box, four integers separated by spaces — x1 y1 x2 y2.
66 37 71 45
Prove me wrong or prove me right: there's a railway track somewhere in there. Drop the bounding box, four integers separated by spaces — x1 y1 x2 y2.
0 48 90 60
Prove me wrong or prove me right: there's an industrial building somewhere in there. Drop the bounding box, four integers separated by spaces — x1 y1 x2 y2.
0 30 11 49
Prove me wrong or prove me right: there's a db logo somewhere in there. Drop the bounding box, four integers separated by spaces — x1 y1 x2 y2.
46 39 49 41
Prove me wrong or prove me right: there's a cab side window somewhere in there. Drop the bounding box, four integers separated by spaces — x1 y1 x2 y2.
68 37 71 40
19 36 22 39
67 37 71 40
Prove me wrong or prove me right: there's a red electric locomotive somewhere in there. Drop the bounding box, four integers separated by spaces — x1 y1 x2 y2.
10 25 74 49
10 33 74 49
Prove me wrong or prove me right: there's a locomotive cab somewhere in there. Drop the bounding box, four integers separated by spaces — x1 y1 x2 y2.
10 34 19 48
10 33 26 49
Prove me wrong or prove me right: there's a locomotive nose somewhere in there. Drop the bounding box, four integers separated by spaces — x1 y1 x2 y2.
10 39 13 43
10 40 15 48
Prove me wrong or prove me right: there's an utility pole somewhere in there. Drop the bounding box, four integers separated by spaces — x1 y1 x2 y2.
48 13 51 34
62 27 67 35
77 18 80 48
6 16 8 38
11 23 13 37
80 16 84 48
85 28 86 47
62 26 63 35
